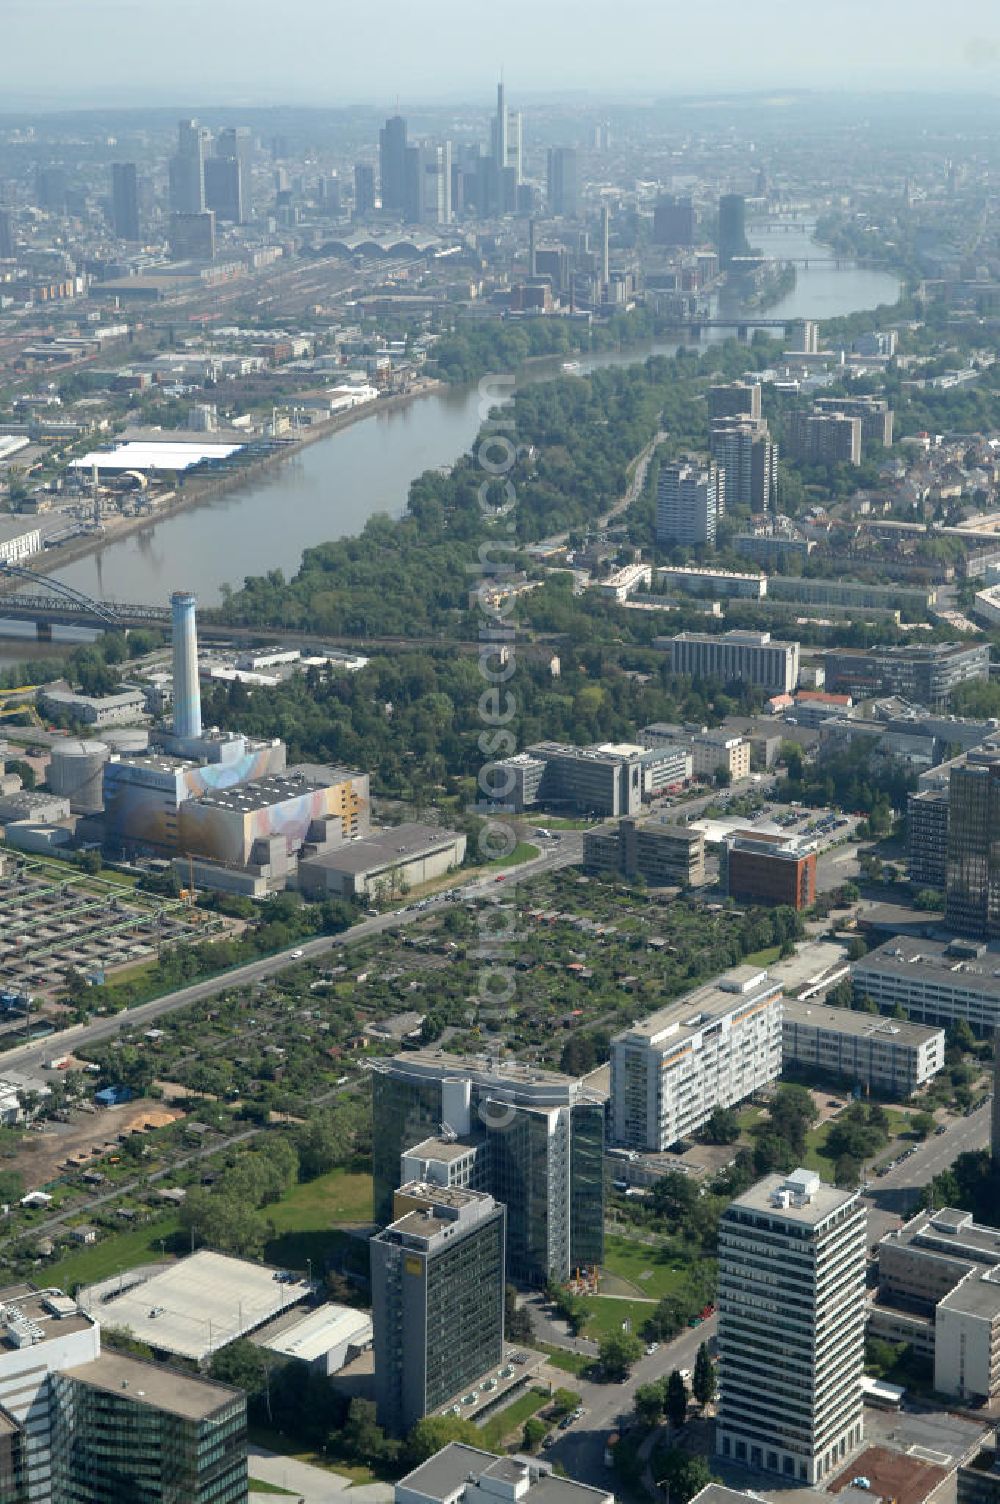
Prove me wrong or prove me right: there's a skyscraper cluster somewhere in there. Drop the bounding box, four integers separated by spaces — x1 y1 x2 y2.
371 80 524 225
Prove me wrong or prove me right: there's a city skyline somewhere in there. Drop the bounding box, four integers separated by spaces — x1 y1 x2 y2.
3 0 1000 107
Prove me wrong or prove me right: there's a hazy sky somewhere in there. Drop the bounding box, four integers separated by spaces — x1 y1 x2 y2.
4 0 1000 109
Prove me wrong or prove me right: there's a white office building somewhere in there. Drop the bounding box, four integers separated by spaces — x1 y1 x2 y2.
662 630 800 696
610 966 783 1151
716 1169 866 1485
656 461 723 546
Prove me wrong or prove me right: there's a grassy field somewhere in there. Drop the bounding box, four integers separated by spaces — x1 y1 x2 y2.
479 1388 551 1450
534 1343 592 1376
264 1167 373 1273
248 1482 296 1497
489 842 540 869
43 1213 182 1293
744 944 782 968
602 1234 689 1300
580 1295 655 1341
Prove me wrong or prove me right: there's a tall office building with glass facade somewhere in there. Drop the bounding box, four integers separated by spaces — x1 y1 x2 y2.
51 1350 247 1503
371 1050 604 1285
372 1183 505 1434
716 1169 866 1485
946 750 1000 938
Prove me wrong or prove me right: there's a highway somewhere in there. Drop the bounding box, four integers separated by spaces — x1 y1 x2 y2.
0 834 582 1082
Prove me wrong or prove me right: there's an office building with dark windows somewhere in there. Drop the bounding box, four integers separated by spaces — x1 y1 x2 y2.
51 1351 246 1503
371 1183 505 1434
716 1170 866 1484
371 1050 604 1285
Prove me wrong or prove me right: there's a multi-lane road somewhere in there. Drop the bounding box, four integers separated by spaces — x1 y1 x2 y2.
0 834 581 1082
863 1099 991 1244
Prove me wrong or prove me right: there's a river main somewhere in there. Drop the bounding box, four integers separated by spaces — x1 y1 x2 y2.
42 221 901 611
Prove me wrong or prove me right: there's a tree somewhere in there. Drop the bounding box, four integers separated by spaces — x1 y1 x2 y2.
635 1381 665 1426
701 1106 740 1145
599 1329 643 1381
523 1417 548 1452
665 1370 688 1428
655 1448 712 1504
404 1414 480 1466
505 1285 533 1343
343 1398 394 1465
692 1342 716 1406
551 1389 578 1417
911 1111 936 1140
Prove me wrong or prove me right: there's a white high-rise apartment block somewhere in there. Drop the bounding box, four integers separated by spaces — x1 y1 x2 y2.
610 967 782 1151
716 1168 866 1485
655 461 723 546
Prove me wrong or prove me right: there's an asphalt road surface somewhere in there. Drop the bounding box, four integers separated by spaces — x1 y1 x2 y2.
863 1100 991 1245
544 1314 718 1488
1 834 582 1081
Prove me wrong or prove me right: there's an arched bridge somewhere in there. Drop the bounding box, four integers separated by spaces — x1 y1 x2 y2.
0 566 172 638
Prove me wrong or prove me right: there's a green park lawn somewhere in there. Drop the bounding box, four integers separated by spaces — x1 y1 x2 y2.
744 944 782 968
579 1295 655 1341
534 1343 591 1376
602 1234 690 1300
478 1388 550 1449
264 1167 373 1273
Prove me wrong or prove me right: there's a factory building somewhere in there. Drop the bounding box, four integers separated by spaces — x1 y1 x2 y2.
298 823 466 900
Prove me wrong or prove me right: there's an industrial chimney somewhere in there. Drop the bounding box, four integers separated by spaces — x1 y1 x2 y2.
170 591 202 740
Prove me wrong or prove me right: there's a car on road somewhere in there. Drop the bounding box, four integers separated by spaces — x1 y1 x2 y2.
559 1416 574 1430
646 1342 659 1355
495 874 506 882
290 949 304 958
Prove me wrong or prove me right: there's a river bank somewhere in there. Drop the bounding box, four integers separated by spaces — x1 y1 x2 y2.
2 376 449 599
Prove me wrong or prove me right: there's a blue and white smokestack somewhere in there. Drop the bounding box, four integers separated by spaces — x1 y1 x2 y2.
170 591 202 740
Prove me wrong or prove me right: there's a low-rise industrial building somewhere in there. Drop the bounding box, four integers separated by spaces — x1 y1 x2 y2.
253 1302 373 1378
583 816 706 887
851 935 1000 1033
781 1000 945 1095
610 966 783 1151
41 687 146 727
0 520 41 565
721 829 817 909
298 823 466 900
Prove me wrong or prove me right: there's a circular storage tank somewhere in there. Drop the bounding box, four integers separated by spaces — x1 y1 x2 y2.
47 739 110 815
102 728 149 755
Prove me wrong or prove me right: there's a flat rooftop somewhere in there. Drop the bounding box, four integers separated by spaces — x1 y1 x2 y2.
192 770 338 813
855 936 1000 999
253 1301 372 1364
615 967 779 1049
66 1350 240 1422
783 998 944 1045
375 1047 580 1090
892 1206 1000 1265
727 1169 859 1228
405 1136 479 1163
301 822 460 874
939 1270 1000 1317
397 1443 612 1504
0 1284 94 1353
81 1250 312 1361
